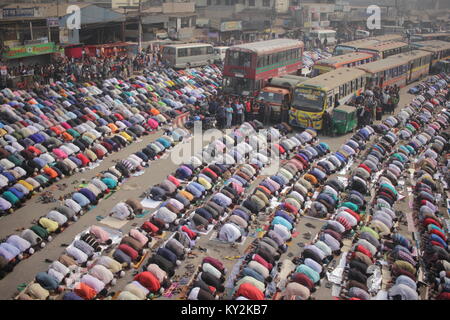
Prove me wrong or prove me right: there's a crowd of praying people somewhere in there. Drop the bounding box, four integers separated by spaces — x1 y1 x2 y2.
0 33 449 301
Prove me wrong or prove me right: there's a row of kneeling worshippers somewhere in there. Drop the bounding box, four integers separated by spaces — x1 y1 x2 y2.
0 65 219 213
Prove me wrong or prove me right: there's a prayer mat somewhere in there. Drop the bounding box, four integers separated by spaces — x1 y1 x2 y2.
100 216 129 230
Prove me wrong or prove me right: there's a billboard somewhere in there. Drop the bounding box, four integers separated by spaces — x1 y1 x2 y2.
3 42 57 59
2 8 35 18
220 21 242 32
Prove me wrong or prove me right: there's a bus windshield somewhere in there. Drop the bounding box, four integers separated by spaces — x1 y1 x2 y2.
223 76 254 95
292 88 325 112
227 50 252 67
257 91 284 104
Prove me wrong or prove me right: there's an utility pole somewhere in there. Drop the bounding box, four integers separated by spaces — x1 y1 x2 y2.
270 0 276 39
138 0 143 53
30 22 34 41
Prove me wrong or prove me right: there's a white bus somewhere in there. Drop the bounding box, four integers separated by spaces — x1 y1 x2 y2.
161 43 215 68
309 30 337 45
213 46 229 63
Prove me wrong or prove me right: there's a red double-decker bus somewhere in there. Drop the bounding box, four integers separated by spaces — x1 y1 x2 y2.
223 39 304 96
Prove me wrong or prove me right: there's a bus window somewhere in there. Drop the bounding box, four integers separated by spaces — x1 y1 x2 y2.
258 57 264 67
328 96 333 109
178 48 188 57
190 47 201 56
224 77 254 94
272 53 277 64
207 46 213 54
228 51 240 65
243 53 251 67
164 47 176 56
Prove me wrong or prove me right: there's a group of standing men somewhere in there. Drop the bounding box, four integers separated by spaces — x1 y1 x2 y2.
355 85 401 129
206 96 274 129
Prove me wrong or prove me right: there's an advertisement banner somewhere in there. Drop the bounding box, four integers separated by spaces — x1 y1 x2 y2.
47 17 60 28
2 8 34 18
3 42 57 59
220 21 242 32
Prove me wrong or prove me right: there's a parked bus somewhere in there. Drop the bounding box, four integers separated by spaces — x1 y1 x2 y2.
161 43 215 68
411 32 450 42
333 39 379 56
357 41 410 59
333 34 404 56
380 25 406 35
371 34 404 42
357 50 432 89
412 40 450 66
311 52 376 77
309 30 337 45
289 68 367 129
223 39 304 96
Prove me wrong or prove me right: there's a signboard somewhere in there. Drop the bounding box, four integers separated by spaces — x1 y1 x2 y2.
296 88 324 101
0 66 7 76
2 8 35 18
3 42 57 59
47 18 60 28
220 21 242 32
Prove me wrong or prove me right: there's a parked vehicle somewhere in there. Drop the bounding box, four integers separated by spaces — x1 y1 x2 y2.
257 75 309 123
161 43 215 68
331 105 357 136
213 46 229 63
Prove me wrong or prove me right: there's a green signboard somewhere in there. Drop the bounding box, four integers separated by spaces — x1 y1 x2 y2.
3 42 57 59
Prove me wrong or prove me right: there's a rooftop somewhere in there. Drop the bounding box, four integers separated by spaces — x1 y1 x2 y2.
316 52 374 65
358 50 431 73
230 39 304 54
299 67 367 91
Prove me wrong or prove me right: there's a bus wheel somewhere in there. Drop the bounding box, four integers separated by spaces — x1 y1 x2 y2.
186 63 191 68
